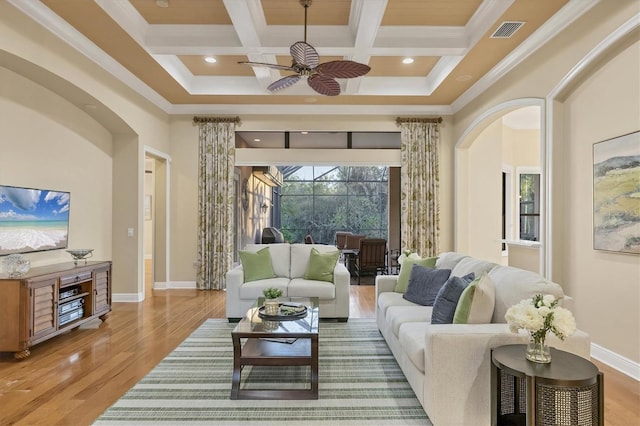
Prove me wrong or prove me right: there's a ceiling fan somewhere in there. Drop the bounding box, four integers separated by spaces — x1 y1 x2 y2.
238 0 371 96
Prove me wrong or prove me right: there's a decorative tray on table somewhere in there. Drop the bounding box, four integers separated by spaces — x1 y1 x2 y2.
258 303 308 320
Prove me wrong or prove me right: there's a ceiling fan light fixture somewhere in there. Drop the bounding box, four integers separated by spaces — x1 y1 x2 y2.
238 0 370 96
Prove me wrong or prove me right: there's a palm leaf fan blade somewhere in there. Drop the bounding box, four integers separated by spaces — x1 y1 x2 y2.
290 41 319 68
267 75 302 92
308 74 340 96
316 61 371 78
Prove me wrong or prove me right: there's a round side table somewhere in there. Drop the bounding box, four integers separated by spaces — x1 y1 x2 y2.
491 344 603 426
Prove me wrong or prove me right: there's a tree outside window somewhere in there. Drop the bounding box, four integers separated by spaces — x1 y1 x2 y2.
519 172 540 241
280 166 388 244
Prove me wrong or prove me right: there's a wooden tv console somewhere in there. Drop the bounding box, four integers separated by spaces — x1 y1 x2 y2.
0 261 111 359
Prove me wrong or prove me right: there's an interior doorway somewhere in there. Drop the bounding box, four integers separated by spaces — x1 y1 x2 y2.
143 148 171 297
455 101 543 272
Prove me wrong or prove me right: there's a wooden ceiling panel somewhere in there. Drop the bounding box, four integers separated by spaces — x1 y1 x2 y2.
262 0 351 25
130 0 231 25
180 55 255 76
382 0 483 26
367 56 439 77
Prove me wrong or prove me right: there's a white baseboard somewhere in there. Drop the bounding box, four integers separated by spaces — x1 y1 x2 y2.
152 281 196 290
112 292 143 303
167 281 197 289
591 342 640 381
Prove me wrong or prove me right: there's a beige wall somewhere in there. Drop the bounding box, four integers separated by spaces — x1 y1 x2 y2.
0 67 113 268
560 38 640 362
466 119 503 263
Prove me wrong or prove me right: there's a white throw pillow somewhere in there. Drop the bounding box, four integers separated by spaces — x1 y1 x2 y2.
453 273 495 324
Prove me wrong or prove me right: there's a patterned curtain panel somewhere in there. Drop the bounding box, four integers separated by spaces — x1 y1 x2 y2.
195 118 237 290
399 120 441 257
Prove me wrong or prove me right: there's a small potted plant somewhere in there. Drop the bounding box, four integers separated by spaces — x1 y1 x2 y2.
263 287 283 316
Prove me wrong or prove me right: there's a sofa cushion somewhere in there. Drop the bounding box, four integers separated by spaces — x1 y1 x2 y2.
431 273 475 324
238 247 276 283
304 248 340 283
453 273 495 324
398 322 429 374
377 291 417 317
386 305 433 337
435 252 469 271
288 278 336 299
238 278 290 299
394 257 438 293
488 265 565 323
243 243 291 278
450 256 498 278
403 265 451 306
290 244 340 278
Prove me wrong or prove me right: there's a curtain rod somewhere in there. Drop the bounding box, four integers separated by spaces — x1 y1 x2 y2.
193 116 241 124
395 117 442 125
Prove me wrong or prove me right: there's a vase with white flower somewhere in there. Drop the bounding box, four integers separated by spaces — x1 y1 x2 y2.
505 294 576 363
397 249 420 265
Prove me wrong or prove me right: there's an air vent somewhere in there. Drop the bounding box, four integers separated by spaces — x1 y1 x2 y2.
490 21 525 38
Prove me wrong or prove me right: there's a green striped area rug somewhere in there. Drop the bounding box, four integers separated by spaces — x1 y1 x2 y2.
94 319 431 425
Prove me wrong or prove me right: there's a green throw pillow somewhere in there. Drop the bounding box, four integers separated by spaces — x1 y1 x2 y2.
393 257 438 293
304 248 340 283
238 247 276 283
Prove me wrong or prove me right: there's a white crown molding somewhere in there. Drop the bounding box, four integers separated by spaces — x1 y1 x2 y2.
7 0 173 113
168 103 452 116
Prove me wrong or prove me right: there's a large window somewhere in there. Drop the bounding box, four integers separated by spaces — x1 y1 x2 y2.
518 170 540 241
280 166 388 244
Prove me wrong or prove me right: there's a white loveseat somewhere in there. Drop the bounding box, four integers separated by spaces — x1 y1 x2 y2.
226 243 350 321
375 252 591 426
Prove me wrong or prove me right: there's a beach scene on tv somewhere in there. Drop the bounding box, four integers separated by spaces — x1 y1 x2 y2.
0 185 70 256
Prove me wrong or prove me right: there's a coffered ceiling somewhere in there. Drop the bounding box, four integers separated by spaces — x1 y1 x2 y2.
8 0 598 115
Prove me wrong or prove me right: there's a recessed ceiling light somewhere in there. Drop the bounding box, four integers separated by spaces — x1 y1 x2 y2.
402 57 414 64
204 56 217 64
253 138 261 142
155 0 169 8
301 131 309 135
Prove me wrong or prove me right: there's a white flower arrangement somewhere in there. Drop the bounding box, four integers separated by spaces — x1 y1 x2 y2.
397 249 420 265
505 294 576 344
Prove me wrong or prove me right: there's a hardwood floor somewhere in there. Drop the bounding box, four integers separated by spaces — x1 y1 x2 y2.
0 285 638 425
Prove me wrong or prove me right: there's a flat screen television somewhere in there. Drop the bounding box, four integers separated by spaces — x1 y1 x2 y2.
0 184 70 256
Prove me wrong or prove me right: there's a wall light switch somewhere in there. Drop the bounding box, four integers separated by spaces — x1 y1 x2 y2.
127 228 134 237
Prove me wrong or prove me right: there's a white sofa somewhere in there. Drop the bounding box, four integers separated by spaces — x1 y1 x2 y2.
226 243 350 321
375 252 591 426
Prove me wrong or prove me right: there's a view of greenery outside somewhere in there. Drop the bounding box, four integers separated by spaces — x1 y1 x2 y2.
279 166 388 244
519 173 540 241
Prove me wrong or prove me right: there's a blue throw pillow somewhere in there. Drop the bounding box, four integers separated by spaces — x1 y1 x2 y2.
402 265 451 306
431 273 476 324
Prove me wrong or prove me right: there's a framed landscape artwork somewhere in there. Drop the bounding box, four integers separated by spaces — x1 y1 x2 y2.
593 131 640 254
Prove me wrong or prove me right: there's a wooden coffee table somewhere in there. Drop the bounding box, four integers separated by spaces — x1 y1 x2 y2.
230 297 319 400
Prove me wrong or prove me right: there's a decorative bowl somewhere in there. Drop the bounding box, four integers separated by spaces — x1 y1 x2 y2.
3 254 31 277
66 249 94 264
